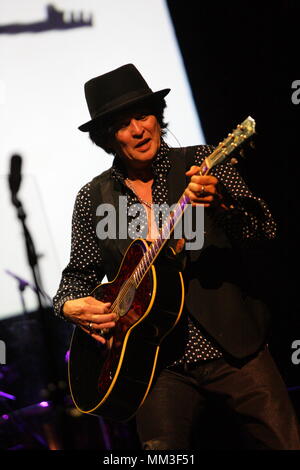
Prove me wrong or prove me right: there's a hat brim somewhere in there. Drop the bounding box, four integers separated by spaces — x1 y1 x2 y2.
78 88 170 132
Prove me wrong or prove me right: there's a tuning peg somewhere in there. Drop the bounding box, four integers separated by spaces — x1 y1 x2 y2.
230 157 238 165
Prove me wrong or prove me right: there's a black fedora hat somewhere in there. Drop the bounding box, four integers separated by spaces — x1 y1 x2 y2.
78 64 170 132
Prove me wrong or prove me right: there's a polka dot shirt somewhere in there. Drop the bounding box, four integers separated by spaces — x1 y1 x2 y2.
53 140 277 365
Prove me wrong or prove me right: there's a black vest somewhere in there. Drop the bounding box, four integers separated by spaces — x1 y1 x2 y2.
89 147 271 359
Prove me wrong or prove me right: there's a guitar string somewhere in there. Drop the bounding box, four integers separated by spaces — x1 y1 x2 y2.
109 195 178 314
110 179 160 314
108 158 216 316
108 131 250 317
108 147 216 315
109 175 229 317
110 230 171 314
109 195 188 316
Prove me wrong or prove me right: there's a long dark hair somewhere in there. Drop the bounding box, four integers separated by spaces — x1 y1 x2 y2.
89 98 168 155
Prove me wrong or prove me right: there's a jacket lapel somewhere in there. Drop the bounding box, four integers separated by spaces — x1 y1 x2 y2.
99 174 132 258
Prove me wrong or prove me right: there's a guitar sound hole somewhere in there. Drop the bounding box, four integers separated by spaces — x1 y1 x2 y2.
117 282 136 317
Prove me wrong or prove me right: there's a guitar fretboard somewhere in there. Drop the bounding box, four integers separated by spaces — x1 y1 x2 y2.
132 192 191 287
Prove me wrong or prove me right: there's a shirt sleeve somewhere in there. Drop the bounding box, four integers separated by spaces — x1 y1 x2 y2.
194 145 277 242
52 182 105 316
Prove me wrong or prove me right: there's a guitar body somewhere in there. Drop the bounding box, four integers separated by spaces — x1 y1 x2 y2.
68 238 185 422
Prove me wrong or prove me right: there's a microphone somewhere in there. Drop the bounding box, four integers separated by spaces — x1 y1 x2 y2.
8 154 22 201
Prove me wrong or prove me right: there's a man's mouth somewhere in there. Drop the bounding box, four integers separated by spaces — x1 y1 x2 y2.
135 138 151 149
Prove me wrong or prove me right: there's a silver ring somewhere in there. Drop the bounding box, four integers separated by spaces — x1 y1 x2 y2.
99 328 109 336
88 322 93 334
197 185 206 197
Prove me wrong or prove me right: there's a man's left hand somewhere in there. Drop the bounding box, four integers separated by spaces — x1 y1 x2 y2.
185 166 222 208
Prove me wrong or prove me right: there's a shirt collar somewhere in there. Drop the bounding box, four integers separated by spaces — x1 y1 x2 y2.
111 138 171 183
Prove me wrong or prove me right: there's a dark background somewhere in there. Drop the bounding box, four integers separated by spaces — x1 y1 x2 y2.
0 1 298 450
166 0 299 389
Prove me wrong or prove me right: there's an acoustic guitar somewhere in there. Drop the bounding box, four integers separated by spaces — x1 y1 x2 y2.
68 117 256 421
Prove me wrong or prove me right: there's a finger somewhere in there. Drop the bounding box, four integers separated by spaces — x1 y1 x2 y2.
87 321 116 330
80 326 107 345
188 182 216 195
185 188 213 204
185 165 201 176
190 175 218 186
82 304 114 316
72 311 117 327
185 188 204 202
86 297 111 308
89 312 117 324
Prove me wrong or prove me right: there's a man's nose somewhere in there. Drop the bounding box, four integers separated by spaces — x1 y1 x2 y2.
130 118 143 135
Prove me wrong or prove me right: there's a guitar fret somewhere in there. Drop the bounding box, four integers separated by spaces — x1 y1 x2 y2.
136 267 141 285
140 260 146 276
135 266 141 284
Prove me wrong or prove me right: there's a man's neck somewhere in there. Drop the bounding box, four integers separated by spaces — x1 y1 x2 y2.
125 163 154 182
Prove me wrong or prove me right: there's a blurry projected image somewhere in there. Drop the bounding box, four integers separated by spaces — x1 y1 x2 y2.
0 0 205 319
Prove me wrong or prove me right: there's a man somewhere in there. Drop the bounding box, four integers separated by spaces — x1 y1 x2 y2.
53 64 300 450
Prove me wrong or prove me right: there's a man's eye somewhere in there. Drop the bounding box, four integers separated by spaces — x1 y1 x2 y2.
116 114 148 130
119 120 130 129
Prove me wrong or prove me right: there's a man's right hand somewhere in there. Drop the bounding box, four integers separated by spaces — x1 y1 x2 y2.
63 296 117 344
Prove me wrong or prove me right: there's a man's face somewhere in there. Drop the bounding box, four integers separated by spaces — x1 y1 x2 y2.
112 108 161 168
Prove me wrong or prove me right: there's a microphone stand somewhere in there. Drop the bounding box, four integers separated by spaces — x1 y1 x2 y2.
8 191 67 449
5 270 28 315
5 270 53 316
7 161 72 448
11 195 46 311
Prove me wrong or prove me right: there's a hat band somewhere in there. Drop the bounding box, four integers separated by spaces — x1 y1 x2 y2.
91 87 154 119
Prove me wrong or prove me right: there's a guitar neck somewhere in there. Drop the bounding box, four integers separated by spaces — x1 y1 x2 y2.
127 116 255 289
132 156 213 287
132 192 190 287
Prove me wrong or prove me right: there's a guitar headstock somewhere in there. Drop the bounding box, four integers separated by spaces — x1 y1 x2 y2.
203 116 256 173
